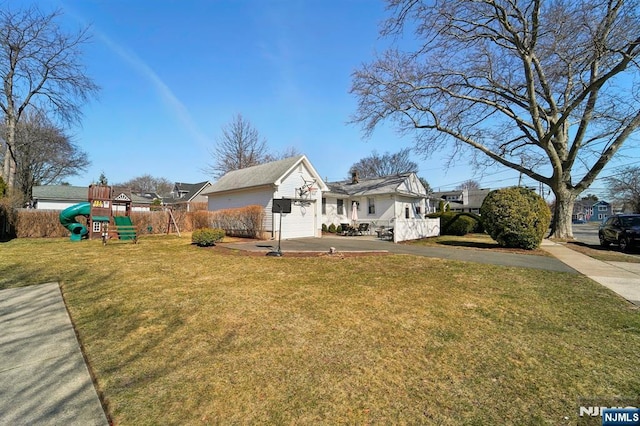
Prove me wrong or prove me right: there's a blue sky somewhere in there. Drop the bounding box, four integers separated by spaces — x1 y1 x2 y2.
12 0 638 196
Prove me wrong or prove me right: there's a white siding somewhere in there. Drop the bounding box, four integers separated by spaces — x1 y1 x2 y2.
208 187 273 211
36 201 80 210
208 187 273 233
323 195 397 227
273 162 321 238
206 161 323 239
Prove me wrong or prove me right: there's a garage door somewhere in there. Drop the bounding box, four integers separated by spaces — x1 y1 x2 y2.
280 203 315 239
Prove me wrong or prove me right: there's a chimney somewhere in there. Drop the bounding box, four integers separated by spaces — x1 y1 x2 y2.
351 170 359 184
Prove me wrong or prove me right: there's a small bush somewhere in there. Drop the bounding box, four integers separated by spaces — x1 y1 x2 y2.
328 223 337 233
428 212 479 236
447 215 476 236
335 224 342 234
192 228 225 246
322 223 328 232
480 187 551 250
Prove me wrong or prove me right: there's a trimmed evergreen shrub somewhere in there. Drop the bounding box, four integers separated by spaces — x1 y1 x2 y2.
335 224 342 234
439 212 475 236
428 211 480 236
480 187 551 249
322 223 328 232
328 223 337 233
192 228 225 246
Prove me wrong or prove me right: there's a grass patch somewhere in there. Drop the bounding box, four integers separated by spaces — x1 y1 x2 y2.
408 233 551 256
564 241 640 263
1 235 639 424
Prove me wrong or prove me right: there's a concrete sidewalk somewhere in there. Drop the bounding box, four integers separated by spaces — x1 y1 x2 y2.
0 282 108 425
540 240 640 306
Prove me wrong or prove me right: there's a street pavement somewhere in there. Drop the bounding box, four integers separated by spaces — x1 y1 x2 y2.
224 235 578 273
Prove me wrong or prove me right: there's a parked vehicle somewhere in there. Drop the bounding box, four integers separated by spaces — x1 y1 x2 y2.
598 214 640 252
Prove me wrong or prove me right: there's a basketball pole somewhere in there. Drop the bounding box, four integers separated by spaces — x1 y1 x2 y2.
267 208 284 257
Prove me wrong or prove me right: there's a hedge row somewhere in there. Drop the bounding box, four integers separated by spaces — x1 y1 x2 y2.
193 205 265 238
11 205 265 239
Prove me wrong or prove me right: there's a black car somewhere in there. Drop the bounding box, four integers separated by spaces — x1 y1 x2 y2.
598 214 640 252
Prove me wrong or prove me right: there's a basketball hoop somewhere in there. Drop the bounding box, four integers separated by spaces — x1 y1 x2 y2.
297 177 318 200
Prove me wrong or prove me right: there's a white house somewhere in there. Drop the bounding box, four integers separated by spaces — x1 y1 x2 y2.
164 181 212 211
31 185 152 211
323 171 439 242
202 155 329 239
431 188 491 214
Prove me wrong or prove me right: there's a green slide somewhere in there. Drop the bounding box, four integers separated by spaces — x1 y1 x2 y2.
113 216 136 240
59 202 90 241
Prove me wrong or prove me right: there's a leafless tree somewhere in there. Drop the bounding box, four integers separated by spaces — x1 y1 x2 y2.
351 0 640 239
605 166 640 213
349 148 418 178
117 174 173 197
9 109 89 203
205 114 269 178
0 5 98 190
455 180 482 191
264 146 302 163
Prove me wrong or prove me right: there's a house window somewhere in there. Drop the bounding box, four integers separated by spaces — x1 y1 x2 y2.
415 206 422 215
322 198 326 215
337 199 344 215
598 214 603 220
92 221 101 233
598 205 607 211
405 206 410 219
368 198 375 214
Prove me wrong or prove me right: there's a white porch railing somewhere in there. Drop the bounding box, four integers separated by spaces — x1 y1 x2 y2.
392 218 440 243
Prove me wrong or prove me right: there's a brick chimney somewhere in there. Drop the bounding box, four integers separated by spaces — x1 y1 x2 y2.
351 170 359 184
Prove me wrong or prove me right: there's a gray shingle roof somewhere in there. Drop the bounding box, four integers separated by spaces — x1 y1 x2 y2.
326 173 422 197
32 185 151 205
32 185 88 201
171 181 211 202
202 155 307 195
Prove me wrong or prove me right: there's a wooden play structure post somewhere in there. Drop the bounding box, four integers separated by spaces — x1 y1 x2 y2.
87 185 112 240
87 185 134 240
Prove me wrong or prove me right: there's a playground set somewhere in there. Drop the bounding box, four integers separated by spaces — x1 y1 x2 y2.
59 185 138 243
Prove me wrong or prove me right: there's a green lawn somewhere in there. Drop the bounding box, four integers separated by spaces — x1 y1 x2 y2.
1 235 639 425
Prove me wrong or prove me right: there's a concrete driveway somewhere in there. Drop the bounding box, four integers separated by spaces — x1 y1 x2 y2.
222 235 577 273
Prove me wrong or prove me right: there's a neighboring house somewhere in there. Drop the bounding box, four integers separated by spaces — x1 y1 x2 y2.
31 185 152 211
573 199 613 222
431 188 492 214
324 171 428 226
323 171 439 242
165 181 212 211
201 155 329 239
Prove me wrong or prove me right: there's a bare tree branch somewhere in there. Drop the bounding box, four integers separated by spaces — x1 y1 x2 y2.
351 0 640 238
0 5 98 189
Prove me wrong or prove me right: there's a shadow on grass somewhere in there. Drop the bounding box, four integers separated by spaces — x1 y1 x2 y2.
566 241 611 251
564 240 640 262
435 240 500 249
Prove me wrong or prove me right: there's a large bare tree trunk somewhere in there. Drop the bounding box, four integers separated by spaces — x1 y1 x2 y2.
3 119 16 188
550 186 576 240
